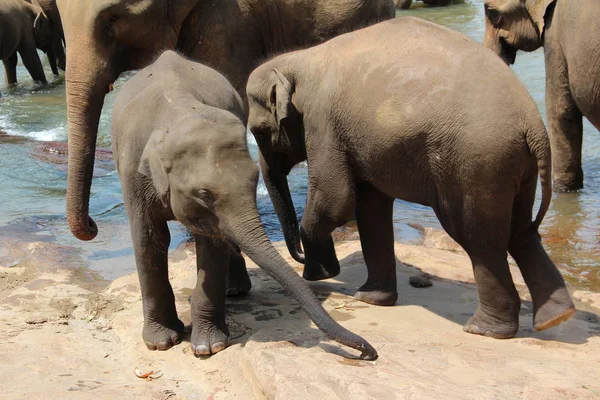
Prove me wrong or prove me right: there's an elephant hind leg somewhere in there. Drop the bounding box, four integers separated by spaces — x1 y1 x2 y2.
435 190 520 339
354 183 397 306
508 178 575 331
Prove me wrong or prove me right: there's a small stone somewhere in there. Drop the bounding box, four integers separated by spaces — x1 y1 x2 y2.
103 352 109 358
25 317 48 325
409 275 433 288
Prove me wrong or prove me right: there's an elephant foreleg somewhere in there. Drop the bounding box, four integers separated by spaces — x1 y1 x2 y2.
18 41 47 84
300 185 345 281
545 51 584 192
129 212 184 351
3 53 18 85
191 235 230 356
225 245 252 297
354 183 398 306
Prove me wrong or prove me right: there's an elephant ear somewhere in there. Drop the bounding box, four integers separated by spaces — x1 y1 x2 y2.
138 129 171 208
527 0 555 37
269 68 296 150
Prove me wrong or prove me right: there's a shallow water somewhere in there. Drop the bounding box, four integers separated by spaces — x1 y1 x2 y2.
0 0 598 289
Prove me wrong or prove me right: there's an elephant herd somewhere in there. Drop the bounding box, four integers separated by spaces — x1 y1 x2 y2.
0 0 65 85
1 0 598 360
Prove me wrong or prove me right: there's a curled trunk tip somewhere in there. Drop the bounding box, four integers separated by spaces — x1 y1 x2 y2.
67 214 98 241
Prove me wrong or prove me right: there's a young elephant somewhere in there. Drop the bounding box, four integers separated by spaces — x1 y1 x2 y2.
247 17 576 339
0 0 55 84
112 51 377 359
482 0 600 192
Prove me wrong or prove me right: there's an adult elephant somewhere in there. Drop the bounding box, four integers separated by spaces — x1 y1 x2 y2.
25 0 65 71
482 0 600 192
56 0 394 243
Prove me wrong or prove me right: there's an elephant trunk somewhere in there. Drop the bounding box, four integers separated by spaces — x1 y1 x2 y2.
260 154 305 263
64 45 109 241
226 205 377 360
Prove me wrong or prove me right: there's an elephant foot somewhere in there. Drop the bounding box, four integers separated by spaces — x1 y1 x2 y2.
225 268 252 297
553 172 583 192
354 281 398 306
302 260 340 281
191 323 230 356
463 308 518 339
533 287 576 331
142 318 185 351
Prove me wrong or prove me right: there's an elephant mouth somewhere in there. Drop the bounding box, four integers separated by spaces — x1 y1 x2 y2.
499 37 517 65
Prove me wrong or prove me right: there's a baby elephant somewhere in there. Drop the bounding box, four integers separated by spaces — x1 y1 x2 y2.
111 51 377 359
247 17 576 339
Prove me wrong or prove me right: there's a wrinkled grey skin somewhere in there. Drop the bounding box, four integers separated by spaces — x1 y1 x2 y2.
395 0 452 9
111 51 377 359
247 17 576 339
56 0 393 300
0 0 55 84
482 0 600 192
55 0 394 245
25 0 65 71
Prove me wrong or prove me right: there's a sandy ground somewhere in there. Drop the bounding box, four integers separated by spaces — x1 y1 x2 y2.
0 228 599 400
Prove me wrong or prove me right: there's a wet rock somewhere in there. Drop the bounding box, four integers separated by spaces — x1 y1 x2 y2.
30 141 115 176
32 141 113 162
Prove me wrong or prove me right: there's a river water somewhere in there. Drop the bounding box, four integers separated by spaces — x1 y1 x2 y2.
0 0 598 289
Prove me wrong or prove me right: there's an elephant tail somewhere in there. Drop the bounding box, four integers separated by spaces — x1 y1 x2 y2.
527 124 552 231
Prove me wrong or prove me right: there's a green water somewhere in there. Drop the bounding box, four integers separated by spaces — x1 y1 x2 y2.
0 0 598 289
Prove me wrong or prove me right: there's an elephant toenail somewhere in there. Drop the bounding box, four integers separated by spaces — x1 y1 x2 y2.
144 341 158 351
211 342 227 354
156 341 170 351
193 344 210 356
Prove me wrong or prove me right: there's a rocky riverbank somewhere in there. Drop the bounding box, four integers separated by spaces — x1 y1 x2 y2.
0 229 599 399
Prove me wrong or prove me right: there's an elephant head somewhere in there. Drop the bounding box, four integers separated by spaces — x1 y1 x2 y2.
247 67 307 264
32 9 53 53
56 0 198 240
482 0 555 64
137 116 377 360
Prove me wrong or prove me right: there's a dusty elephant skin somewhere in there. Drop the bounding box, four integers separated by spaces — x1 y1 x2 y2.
111 51 377 359
482 0 600 192
54 0 394 244
0 0 55 85
246 17 576 339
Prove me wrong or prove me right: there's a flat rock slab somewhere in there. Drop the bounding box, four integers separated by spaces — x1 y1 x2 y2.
0 238 598 399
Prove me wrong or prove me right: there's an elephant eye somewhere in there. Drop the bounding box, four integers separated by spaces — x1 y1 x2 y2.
485 6 502 26
194 189 214 206
103 15 121 38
